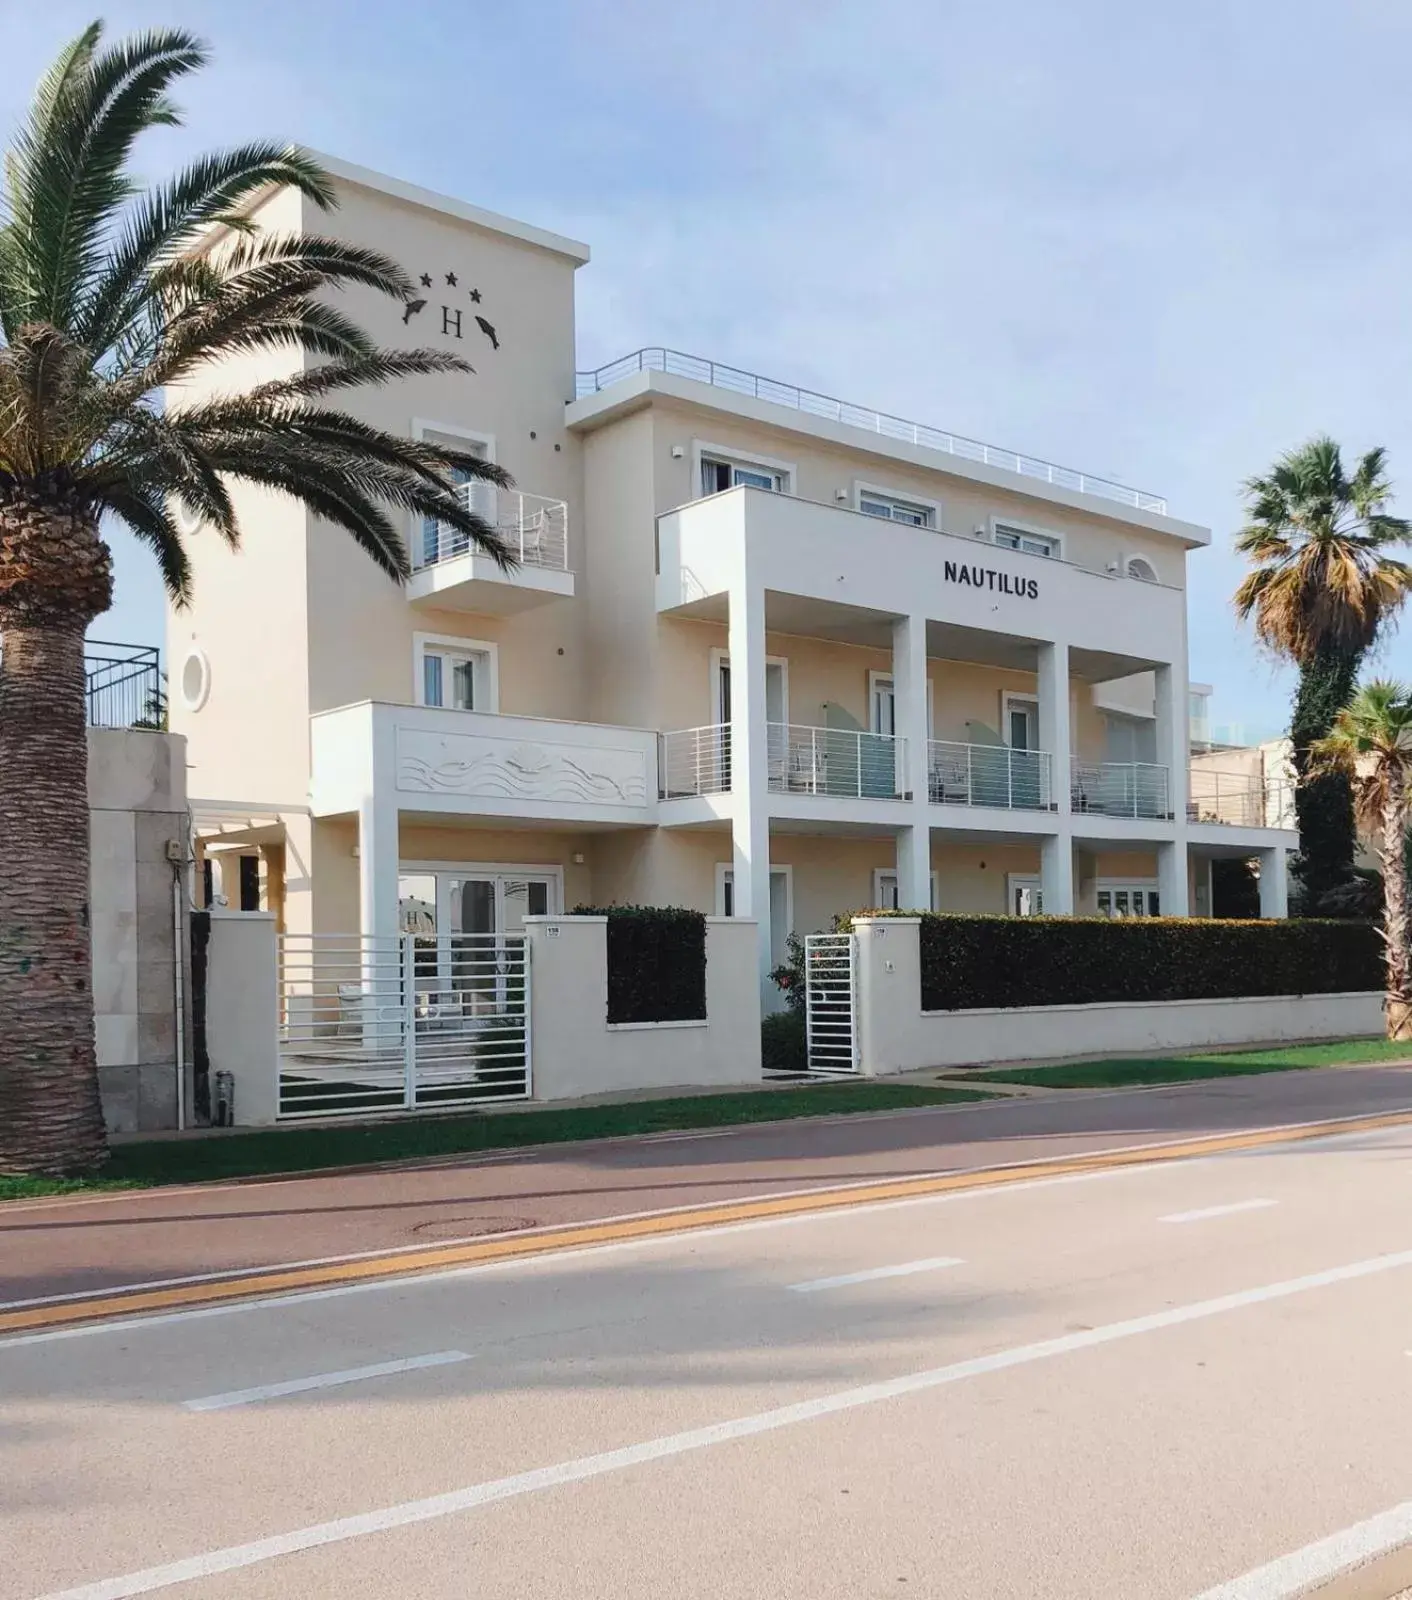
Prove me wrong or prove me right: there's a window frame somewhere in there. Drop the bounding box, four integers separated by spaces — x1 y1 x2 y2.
692 438 796 500
872 867 940 913
868 670 934 738
989 514 1065 561
1095 878 1161 918
413 632 500 714
853 480 941 529
1125 554 1159 583
1000 691 1041 750
410 419 497 566
1006 873 1044 916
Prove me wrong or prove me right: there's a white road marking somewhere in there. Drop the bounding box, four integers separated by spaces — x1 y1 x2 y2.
32 1245 1412 1600
1189 1496 1412 1598
788 1256 965 1292
1159 1199 1277 1225
182 1351 472 1413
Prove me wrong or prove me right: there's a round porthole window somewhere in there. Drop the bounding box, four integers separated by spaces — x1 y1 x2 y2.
172 500 203 537
179 647 211 712
1126 557 1158 583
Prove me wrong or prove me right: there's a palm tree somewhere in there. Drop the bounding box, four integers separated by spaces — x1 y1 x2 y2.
0 24 511 1175
1235 437 1412 908
1310 682 1412 1038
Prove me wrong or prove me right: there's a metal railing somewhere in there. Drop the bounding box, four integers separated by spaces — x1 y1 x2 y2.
929 741 1052 810
1071 759 1170 819
658 723 905 800
414 484 569 572
1187 770 1295 828
84 641 163 729
576 348 1167 514
277 933 530 1118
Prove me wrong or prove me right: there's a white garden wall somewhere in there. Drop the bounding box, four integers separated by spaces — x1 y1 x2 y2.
852 916 1383 1074
524 915 761 1099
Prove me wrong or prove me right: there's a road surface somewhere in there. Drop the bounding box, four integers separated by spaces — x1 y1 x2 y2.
5 1069 1412 1596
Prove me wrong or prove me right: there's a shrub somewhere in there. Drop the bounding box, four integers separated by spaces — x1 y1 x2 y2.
769 930 807 1017
572 905 707 1024
761 1010 807 1073
876 913 1384 1011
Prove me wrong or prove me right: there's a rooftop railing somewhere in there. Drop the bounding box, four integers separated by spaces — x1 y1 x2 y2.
1187 770 1295 829
84 641 163 729
576 348 1167 514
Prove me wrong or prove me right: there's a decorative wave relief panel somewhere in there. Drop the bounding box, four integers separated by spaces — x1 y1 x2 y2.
396 728 649 807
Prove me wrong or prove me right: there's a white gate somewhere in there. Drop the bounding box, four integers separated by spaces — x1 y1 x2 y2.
804 932 859 1074
277 933 531 1118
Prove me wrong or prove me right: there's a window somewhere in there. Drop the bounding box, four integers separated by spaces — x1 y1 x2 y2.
869 672 933 738
873 869 940 912
412 424 494 568
414 634 498 713
1096 881 1160 918
1003 695 1039 751
701 455 783 495
1008 875 1043 916
859 493 934 528
993 521 1060 559
1126 556 1158 582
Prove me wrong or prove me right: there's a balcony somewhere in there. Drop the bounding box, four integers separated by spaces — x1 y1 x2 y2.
1187 769 1295 829
84 641 163 729
311 702 656 827
929 741 1052 810
659 723 905 801
405 484 573 615
1071 760 1170 820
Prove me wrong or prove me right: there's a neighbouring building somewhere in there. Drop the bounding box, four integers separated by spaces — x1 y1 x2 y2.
169 154 1297 1005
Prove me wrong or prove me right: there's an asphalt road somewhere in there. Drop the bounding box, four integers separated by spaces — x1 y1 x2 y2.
6 1073 1412 1598
7 1066 1412 1305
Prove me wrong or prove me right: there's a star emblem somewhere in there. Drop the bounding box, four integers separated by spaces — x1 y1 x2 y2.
445 270 458 287
419 273 432 288
469 287 482 303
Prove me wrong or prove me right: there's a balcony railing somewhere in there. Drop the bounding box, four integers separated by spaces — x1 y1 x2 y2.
576 348 1167 514
1187 770 1295 828
84 641 163 729
929 741 1052 810
659 723 905 800
414 484 568 572
1071 760 1170 819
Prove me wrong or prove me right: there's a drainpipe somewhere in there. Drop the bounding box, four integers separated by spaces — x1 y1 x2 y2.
168 837 188 1132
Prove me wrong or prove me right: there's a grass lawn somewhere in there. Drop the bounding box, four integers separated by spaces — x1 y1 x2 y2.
0 1080 992 1203
967 1037 1412 1091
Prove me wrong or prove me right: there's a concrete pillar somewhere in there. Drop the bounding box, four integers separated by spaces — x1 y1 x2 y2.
357 792 400 945
1257 847 1289 919
728 580 773 996
1037 641 1071 816
1154 663 1186 821
1157 839 1190 916
1040 834 1074 915
892 614 933 911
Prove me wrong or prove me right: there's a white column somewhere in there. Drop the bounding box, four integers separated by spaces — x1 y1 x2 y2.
1154 663 1186 822
893 614 932 911
357 792 400 944
1037 641 1071 817
1040 834 1074 915
1257 847 1289 919
1157 839 1190 916
728 579 773 996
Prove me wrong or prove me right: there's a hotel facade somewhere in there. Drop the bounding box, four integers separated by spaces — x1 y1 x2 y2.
172 155 1296 1002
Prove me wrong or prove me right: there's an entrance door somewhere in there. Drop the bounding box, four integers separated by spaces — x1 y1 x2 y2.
718 866 791 970
398 869 557 1015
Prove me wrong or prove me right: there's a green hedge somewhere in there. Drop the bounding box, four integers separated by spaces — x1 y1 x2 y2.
762 1010 807 1074
883 914 1384 1012
572 905 707 1024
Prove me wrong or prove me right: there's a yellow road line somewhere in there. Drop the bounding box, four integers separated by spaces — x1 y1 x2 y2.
5 1107 1411 1336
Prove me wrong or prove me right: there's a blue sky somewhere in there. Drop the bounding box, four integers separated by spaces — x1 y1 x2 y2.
7 0 1412 738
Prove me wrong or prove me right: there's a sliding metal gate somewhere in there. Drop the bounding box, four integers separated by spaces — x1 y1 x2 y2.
277 934 530 1118
803 932 859 1074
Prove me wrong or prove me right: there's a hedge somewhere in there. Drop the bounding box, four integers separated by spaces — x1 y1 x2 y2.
572 905 707 1024
872 914 1384 1012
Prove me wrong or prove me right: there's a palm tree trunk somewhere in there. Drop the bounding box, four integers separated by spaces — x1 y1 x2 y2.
1381 781 1412 1041
0 492 113 1175
1290 643 1361 906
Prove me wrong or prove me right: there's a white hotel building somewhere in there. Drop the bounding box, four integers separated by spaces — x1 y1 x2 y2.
173 155 1296 1001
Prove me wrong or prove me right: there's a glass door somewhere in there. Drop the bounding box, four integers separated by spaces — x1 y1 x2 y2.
442 872 556 1014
